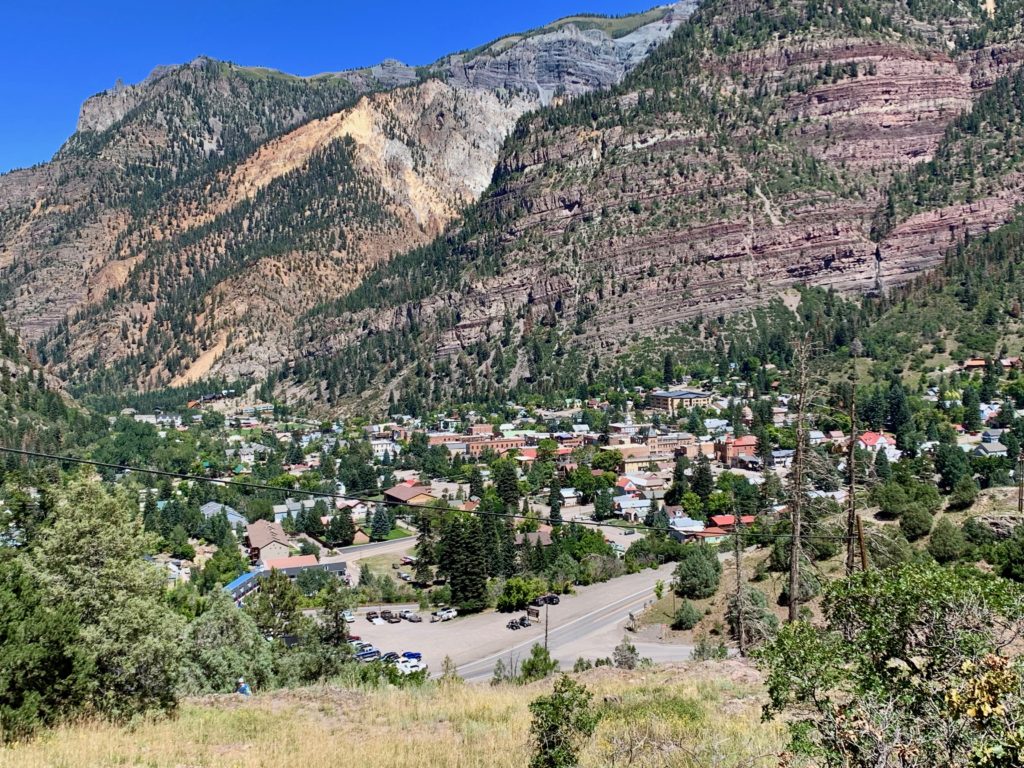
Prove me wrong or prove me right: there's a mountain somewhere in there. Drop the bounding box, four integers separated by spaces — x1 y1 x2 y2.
0 3 693 392
277 0 1024 413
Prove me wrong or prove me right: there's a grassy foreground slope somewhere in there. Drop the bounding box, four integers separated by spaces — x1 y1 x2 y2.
0 663 780 768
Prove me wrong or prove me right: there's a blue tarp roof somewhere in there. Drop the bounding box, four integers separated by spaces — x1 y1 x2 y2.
224 570 261 592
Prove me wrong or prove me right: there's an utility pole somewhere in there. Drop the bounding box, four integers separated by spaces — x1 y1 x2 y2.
733 493 746 656
1017 450 1024 515
544 600 549 651
857 514 869 571
846 339 862 576
788 343 810 623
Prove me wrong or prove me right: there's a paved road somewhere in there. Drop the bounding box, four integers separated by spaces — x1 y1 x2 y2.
319 537 416 583
346 562 690 681
458 564 688 681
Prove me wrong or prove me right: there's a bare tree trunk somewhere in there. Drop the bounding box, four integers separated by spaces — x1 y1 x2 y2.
733 493 746 655
788 344 810 623
846 339 864 576
845 388 858 576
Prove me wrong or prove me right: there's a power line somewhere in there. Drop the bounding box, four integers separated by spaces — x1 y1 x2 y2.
0 445 858 542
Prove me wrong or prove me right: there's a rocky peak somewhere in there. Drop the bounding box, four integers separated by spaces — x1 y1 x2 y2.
439 2 697 103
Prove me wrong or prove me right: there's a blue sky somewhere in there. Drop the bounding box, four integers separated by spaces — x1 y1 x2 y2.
0 0 659 173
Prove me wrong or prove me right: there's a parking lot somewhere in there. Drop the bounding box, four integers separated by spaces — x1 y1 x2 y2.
346 561 679 679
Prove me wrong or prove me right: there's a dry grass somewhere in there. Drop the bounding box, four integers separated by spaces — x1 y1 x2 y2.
0 664 782 768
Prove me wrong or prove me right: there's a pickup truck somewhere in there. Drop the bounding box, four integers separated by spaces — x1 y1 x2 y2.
366 611 379 622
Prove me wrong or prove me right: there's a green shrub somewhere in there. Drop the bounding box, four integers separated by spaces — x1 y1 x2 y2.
672 546 722 599
900 506 934 541
927 518 966 563
671 600 703 630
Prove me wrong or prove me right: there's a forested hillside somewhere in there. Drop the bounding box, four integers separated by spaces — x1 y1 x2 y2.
281 0 1024 415
0 5 689 393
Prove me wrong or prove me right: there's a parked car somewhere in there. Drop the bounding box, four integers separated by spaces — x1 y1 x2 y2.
440 608 458 621
381 610 394 621
518 616 531 627
400 556 416 565
341 610 355 623
544 594 560 605
398 572 412 581
356 649 381 662
397 659 426 675
386 614 401 624
366 611 379 622
624 528 636 536
381 652 400 664
401 651 422 660
530 596 546 607
399 609 421 622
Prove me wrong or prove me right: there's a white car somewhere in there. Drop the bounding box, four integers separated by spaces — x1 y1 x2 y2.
342 610 355 623
396 659 426 675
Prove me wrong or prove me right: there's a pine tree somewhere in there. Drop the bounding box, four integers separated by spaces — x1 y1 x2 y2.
370 506 391 542
593 487 613 521
494 459 521 508
468 464 484 500
664 456 689 506
447 515 489 613
325 511 355 547
692 453 714 503
548 474 563 527
142 492 159 533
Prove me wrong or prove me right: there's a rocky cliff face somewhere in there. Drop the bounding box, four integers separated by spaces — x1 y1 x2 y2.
281 0 1024 413
0 3 691 391
440 3 696 103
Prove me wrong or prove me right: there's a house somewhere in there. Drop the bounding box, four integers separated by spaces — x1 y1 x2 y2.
369 438 402 460
982 428 1004 444
808 430 827 446
224 570 262 603
200 501 247 528
648 389 714 416
614 495 652 522
709 514 756 531
667 516 705 542
975 441 1008 458
245 520 291 564
559 487 581 507
772 449 796 468
515 530 554 547
263 555 347 582
692 527 729 544
383 481 436 506
272 498 317 524
857 432 893 452
623 472 666 500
